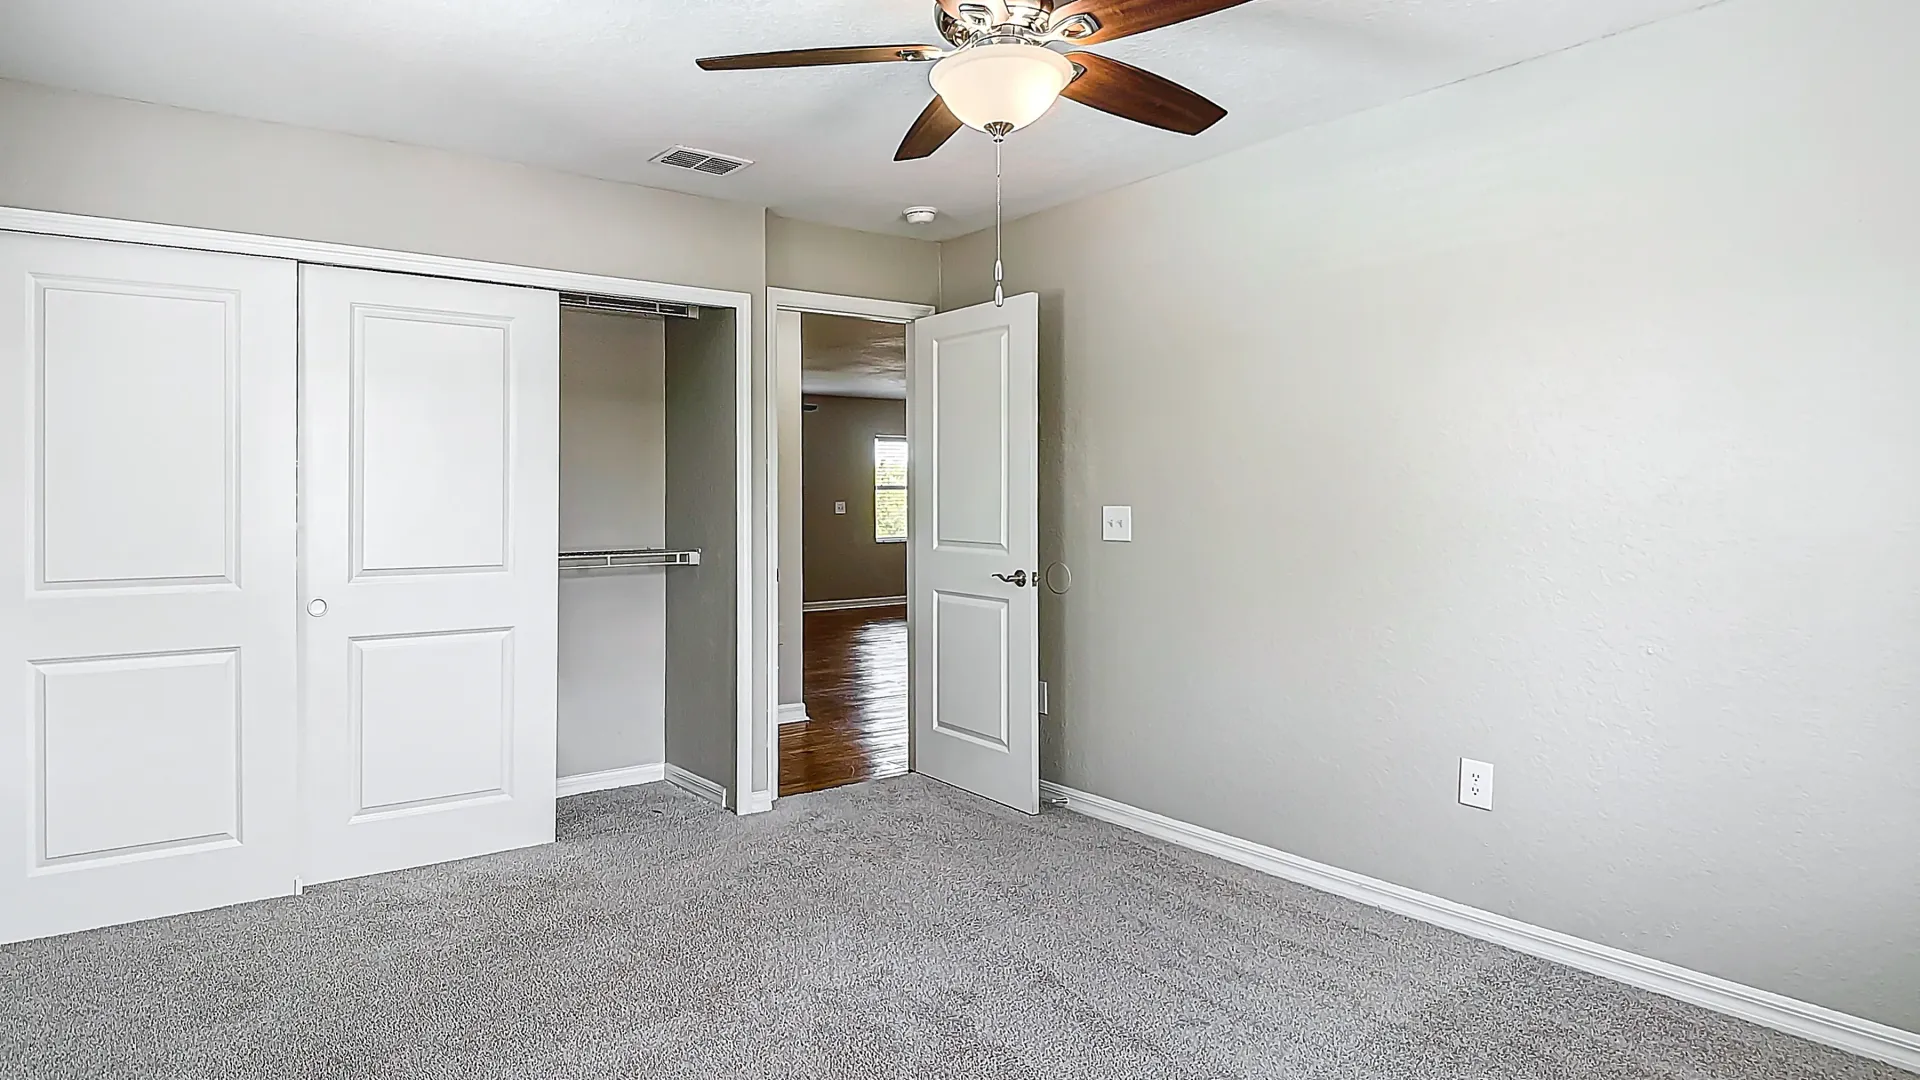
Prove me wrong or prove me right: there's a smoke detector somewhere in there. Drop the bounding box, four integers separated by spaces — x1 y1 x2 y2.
903 206 939 225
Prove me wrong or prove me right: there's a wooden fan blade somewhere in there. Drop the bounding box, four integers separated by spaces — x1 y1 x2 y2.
1050 0 1256 45
896 96 964 161
697 45 942 71
1061 52 1225 135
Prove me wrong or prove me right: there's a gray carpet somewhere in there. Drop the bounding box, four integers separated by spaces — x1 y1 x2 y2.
0 776 1905 1080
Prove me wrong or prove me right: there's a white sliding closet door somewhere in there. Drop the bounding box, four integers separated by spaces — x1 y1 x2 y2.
0 233 298 942
299 266 558 885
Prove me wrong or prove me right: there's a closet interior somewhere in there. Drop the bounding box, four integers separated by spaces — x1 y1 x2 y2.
557 296 740 807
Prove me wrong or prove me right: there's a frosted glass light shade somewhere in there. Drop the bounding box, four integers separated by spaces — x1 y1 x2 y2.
928 43 1074 133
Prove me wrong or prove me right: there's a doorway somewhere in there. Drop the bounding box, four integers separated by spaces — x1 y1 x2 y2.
765 287 1042 812
769 291 930 798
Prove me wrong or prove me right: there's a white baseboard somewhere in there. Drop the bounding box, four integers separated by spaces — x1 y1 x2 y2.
1039 781 1920 1074
778 702 811 726
665 764 727 808
556 763 664 797
803 595 906 613
739 790 775 815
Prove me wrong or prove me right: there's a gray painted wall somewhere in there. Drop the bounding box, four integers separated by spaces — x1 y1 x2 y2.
558 309 666 777
0 78 766 293
765 213 940 307
665 309 743 799
941 0 1920 1032
802 396 909 604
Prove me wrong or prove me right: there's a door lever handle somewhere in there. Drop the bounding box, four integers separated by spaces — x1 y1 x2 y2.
992 570 1029 587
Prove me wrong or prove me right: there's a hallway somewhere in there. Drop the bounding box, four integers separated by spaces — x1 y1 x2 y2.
779 605 908 797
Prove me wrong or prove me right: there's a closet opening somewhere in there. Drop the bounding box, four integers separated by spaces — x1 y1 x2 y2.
559 294 747 812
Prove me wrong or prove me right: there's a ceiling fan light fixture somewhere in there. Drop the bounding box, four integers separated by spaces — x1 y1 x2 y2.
927 43 1073 133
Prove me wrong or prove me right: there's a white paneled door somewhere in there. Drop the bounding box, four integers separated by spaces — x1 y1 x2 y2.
0 233 299 942
299 266 558 884
909 294 1041 813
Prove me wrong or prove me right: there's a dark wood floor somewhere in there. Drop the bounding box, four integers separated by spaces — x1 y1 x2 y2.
780 605 908 797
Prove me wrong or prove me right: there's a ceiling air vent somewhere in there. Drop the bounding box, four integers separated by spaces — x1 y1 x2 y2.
650 145 753 177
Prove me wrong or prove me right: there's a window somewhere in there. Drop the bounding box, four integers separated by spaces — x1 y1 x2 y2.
874 435 908 542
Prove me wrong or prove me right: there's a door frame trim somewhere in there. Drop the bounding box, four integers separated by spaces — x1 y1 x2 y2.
0 205 760 814
765 288 934 802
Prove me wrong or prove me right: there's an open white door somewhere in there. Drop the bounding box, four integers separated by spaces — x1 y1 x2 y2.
299 266 559 884
0 233 298 941
909 293 1040 813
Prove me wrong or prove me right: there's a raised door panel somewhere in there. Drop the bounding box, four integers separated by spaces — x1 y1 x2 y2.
930 327 1010 553
0 232 298 944
353 629 512 816
929 591 1010 750
35 649 240 864
35 280 237 589
354 310 511 576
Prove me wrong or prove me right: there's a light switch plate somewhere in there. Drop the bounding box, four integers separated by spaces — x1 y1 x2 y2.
1038 680 1049 715
834 501 847 515
1102 505 1133 542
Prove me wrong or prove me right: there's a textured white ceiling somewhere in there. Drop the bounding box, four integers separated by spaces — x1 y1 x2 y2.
0 0 1721 239
802 313 906 398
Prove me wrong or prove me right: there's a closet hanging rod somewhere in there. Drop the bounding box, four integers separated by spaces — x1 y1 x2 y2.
558 548 702 572
559 292 701 319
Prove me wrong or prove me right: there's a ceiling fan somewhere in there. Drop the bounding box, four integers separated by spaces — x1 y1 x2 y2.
696 0 1253 160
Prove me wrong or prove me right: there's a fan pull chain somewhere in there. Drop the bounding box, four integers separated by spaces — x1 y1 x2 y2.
989 122 1010 307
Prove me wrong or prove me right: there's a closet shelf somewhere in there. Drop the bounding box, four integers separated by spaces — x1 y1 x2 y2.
559 548 702 572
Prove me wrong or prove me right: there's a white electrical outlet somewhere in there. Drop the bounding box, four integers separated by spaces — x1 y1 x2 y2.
834 501 847 515
1102 505 1133 542
1459 758 1494 811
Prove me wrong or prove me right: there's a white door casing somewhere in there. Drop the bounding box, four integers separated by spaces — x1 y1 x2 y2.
0 233 299 941
299 266 558 884
909 294 1041 814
